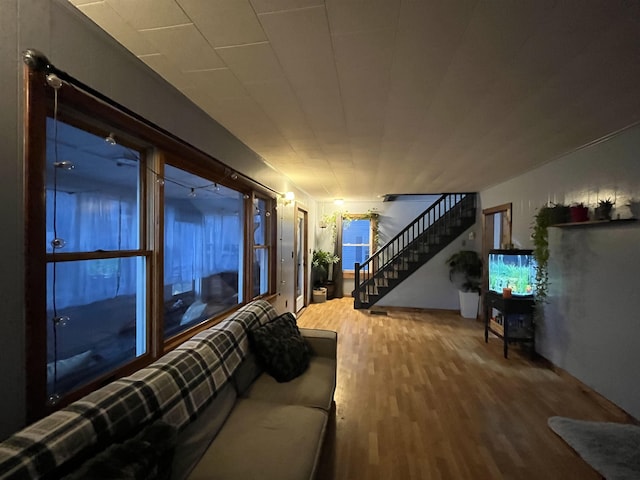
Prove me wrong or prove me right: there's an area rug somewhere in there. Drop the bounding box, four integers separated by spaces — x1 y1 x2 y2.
548 416 640 480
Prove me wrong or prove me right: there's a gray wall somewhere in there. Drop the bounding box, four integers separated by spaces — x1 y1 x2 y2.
481 123 640 419
0 0 305 439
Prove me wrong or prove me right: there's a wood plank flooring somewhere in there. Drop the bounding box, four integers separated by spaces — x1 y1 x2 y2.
297 298 632 480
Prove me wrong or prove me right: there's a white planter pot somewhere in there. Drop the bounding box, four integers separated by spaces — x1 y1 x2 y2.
459 291 479 319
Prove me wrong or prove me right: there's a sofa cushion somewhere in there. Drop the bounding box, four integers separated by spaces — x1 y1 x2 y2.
170 383 237 480
187 399 328 480
248 312 310 382
64 419 177 480
244 356 336 411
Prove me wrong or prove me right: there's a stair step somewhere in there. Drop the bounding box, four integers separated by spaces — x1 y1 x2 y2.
352 194 477 309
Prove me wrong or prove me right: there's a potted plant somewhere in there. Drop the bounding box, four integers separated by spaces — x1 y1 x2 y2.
445 250 482 319
569 202 589 222
595 198 615 220
312 250 340 287
627 198 640 219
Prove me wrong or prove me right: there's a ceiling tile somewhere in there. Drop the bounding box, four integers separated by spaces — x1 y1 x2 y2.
215 42 286 84
106 0 190 29
76 1 158 55
140 24 225 71
178 0 267 47
184 69 247 100
250 0 323 14
326 0 400 35
138 53 195 90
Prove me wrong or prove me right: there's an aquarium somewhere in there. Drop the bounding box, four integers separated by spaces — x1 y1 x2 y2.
488 249 537 297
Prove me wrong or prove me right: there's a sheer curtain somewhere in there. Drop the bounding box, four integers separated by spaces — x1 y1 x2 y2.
46 191 242 310
46 190 138 309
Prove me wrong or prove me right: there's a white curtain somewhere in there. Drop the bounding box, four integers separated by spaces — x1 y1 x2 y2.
46 190 242 309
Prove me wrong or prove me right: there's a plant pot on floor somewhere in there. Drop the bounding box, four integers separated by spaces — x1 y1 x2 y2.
459 291 480 319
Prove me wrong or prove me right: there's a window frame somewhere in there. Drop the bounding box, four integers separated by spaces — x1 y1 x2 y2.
341 214 377 275
24 68 278 421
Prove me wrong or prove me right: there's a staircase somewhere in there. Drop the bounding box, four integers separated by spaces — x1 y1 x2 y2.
353 193 477 309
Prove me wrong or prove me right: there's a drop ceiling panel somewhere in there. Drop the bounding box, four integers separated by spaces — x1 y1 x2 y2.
178 0 267 47
250 0 324 14
106 0 190 30
257 5 347 147
76 2 157 56
184 69 247 100
138 54 195 90
70 0 640 201
140 24 225 72
215 42 286 85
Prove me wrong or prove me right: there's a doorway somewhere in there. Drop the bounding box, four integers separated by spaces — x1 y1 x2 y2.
294 207 308 313
482 203 512 296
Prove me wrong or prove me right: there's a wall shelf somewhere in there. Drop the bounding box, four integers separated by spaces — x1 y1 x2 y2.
551 218 638 228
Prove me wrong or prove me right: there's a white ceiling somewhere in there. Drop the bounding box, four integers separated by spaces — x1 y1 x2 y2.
69 0 640 202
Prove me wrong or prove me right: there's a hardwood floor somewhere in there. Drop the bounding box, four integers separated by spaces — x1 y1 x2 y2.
297 297 631 480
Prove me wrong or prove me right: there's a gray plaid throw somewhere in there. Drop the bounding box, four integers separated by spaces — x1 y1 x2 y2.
0 299 277 479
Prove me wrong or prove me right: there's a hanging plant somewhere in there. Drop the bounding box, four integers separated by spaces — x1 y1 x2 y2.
531 205 553 303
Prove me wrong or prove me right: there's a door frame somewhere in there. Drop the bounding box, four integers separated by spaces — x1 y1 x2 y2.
294 206 308 313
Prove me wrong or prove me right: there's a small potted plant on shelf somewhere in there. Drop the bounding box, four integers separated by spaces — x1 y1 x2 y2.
595 198 615 220
569 202 589 223
445 250 482 319
627 198 640 219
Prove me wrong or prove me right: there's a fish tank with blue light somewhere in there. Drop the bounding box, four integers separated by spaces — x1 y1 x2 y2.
488 249 537 297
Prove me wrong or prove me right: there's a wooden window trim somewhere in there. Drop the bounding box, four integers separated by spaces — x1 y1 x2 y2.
24 66 279 421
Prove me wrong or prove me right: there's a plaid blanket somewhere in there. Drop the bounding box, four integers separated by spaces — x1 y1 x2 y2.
0 300 277 479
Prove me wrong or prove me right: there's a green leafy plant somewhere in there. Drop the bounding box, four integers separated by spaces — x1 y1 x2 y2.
312 250 340 286
595 198 615 220
531 205 552 303
445 250 482 293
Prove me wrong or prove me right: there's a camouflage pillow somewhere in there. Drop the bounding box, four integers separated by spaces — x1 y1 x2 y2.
248 312 311 382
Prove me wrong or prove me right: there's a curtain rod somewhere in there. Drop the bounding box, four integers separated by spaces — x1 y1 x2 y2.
21 48 282 198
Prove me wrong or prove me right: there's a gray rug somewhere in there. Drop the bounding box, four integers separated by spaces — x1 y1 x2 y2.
548 416 640 480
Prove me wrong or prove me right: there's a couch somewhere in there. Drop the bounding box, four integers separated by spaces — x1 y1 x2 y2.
0 300 337 480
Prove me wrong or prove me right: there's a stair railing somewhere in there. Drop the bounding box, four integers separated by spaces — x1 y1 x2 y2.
354 193 475 308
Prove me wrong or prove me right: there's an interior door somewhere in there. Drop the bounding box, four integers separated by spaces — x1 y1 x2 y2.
482 203 512 299
294 207 308 313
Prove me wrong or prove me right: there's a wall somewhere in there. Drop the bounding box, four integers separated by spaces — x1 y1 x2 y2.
480 123 640 419
0 0 306 438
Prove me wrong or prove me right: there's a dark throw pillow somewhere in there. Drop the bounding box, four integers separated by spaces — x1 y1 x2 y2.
248 312 311 382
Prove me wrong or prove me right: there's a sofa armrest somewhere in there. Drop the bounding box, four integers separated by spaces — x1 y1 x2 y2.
300 328 337 360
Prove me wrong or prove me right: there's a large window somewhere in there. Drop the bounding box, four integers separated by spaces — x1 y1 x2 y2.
45 118 148 400
25 68 277 419
342 218 372 272
163 165 244 338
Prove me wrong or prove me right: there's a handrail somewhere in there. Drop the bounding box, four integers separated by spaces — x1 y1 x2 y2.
354 193 476 307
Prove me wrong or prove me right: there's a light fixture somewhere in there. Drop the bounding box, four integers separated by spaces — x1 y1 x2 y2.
284 191 295 205
334 198 344 206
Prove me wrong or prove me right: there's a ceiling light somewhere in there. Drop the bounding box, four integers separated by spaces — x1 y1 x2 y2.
334 198 344 205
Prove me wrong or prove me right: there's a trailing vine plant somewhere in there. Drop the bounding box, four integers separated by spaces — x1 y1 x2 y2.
531 205 552 303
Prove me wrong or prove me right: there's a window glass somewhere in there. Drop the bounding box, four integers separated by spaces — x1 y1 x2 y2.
342 218 371 271
45 119 140 253
163 165 243 338
45 117 145 399
46 258 145 396
252 197 270 298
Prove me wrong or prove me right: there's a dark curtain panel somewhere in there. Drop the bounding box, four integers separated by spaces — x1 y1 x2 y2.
334 214 344 298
